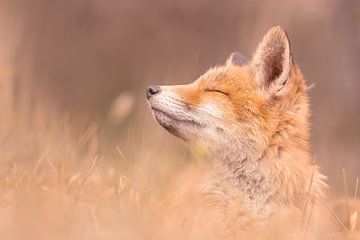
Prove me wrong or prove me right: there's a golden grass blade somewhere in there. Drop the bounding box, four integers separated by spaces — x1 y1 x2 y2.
26 152 47 190
300 167 315 231
318 193 348 233
75 156 98 201
343 168 350 227
354 177 359 200
118 174 143 193
348 211 358 240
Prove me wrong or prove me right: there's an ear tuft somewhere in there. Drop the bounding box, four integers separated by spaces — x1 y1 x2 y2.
226 52 247 66
251 26 292 96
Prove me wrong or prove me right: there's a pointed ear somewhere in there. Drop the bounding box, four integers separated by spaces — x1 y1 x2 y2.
251 26 293 96
226 52 247 66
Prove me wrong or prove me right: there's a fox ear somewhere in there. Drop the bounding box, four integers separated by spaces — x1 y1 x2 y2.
226 52 247 66
251 26 292 96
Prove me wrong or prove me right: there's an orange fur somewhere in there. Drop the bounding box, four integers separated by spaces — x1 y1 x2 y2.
147 26 327 223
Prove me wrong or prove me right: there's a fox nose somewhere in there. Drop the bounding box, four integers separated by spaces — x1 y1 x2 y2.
146 85 161 99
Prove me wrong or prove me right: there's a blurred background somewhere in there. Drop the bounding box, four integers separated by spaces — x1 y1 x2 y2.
0 0 359 192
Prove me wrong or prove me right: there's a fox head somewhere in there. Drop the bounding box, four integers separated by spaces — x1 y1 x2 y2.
146 26 309 157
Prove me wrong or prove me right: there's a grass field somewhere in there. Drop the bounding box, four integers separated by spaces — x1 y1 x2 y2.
0 72 359 240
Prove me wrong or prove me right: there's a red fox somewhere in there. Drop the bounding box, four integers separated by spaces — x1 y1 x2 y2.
146 26 326 220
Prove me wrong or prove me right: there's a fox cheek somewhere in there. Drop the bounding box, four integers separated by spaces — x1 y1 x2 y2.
198 102 223 119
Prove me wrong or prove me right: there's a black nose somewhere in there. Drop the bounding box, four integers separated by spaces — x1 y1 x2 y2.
146 85 161 99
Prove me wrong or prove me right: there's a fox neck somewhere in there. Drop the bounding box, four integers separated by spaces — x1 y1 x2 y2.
207 112 323 217
211 144 274 216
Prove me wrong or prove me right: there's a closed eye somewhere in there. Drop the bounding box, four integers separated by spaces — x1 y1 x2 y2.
204 89 229 96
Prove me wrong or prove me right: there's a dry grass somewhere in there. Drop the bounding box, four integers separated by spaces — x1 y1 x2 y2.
0 76 359 240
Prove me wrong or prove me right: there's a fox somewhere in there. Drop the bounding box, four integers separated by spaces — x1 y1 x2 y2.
146 26 327 222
